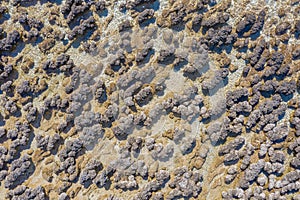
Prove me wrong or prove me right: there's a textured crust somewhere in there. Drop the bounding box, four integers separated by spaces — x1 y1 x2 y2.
0 0 299 199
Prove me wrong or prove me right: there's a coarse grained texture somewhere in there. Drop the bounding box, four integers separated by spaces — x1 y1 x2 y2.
0 0 299 199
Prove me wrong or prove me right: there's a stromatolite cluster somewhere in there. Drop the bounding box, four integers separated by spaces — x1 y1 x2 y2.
0 0 299 199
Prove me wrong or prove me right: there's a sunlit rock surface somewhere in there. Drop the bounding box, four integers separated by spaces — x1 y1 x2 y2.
0 0 300 199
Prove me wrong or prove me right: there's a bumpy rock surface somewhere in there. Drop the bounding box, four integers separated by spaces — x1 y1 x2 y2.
0 0 299 199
